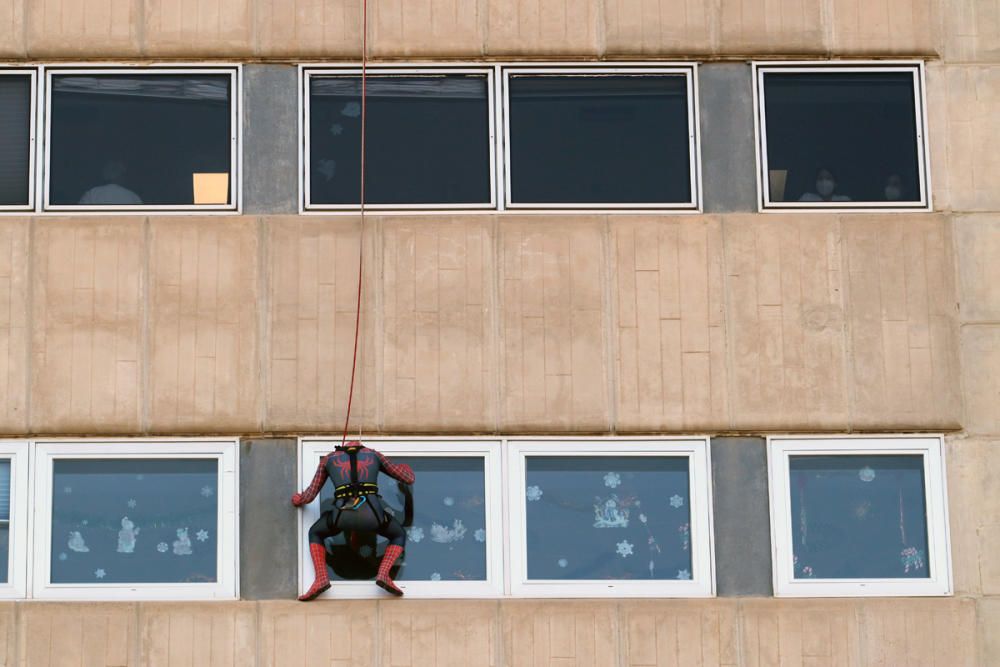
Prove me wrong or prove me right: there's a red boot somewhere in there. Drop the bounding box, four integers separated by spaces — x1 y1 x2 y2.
375 544 404 596
299 543 331 601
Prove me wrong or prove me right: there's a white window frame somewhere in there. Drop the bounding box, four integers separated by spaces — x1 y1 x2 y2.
767 435 952 597
300 65 498 213
41 65 242 214
0 67 38 213
501 65 702 212
0 441 29 599
30 438 239 601
298 437 504 598
752 61 932 212
508 438 714 598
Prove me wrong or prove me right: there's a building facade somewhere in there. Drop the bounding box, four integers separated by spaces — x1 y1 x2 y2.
0 0 997 665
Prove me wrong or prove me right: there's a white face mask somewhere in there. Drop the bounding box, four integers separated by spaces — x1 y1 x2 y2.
816 179 835 197
885 186 902 201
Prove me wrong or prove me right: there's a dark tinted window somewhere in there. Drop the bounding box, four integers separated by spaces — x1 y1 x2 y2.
48 73 233 207
524 456 692 581
51 459 219 584
0 74 32 207
308 75 492 206
0 460 9 583
789 455 930 579
762 71 923 205
507 75 693 205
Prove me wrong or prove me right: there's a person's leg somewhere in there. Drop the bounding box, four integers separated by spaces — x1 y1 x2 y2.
299 512 339 601
375 513 407 596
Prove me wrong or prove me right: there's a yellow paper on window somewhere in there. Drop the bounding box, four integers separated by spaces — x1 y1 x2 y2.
193 173 229 205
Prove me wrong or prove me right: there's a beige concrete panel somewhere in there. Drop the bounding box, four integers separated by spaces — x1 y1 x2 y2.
943 0 1000 63
718 0 824 54
981 598 1000 667
954 214 1000 322
499 217 610 432
740 599 861 666
380 600 497 666
604 0 715 56
612 216 730 432
0 604 13 666
259 600 376 667
935 65 1000 212
0 0 24 57
0 220 29 435
828 0 938 55
26 0 139 56
143 0 252 56
148 218 259 433
962 326 1000 436
622 600 737 666
485 0 601 56
857 598 977 666
265 216 378 433
255 0 362 58
842 215 962 430
381 217 496 432
140 602 256 666
371 0 485 57
19 602 137 666
926 63 950 213
947 438 990 595
32 218 144 434
723 214 849 431
501 600 618 665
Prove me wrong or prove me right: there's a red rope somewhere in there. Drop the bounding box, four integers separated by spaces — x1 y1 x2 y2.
341 0 368 446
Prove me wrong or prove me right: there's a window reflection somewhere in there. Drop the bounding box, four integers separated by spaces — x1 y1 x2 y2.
320 456 487 582
308 75 492 206
48 74 232 207
789 455 929 579
0 75 32 207
525 456 692 580
762 71 922 205
50 459 218 584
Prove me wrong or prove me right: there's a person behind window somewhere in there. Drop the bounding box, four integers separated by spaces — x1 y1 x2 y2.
78 159 143 205
884 173 904 202
798 167 851 203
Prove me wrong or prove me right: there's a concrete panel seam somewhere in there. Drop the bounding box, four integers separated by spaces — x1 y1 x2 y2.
25 218 33 435
141 216 151 435
720 216 737 430
603 215 618 433
257 216 268 432
490 215 501 435
837 215 858 431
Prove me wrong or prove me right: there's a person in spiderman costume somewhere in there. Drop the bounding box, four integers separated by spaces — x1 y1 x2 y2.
292 440 416 601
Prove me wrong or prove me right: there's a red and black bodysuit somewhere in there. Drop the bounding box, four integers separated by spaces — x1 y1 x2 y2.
292 441 415 600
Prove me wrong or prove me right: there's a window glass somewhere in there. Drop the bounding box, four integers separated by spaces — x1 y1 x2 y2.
507 75 692 205
524 456 692 581
308 75 492 206
0 75 32 207
762 71 923 205
50 459 218 584
320 457 487 582
789 455 929 579
0 460 9 583
48 74 233 207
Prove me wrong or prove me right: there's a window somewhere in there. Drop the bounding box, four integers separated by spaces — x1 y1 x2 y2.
44 67 239 211
0 441 28 598
298 438 503 598
768 436 951 597
302 68 495 210
31 439 238 600
0 69 36 211
508 439 714 597
754 62 930 210
503 67 700 210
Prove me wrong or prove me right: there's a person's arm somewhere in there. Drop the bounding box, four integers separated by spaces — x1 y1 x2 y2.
292 457 329 506
375 451 415 485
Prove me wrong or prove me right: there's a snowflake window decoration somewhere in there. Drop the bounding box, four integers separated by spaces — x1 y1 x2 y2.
406 526 424 543
429 572 441 582
526 485 543 502
616 540 634 558
603 472 621 488
430 519 467 544
443 496 455 507
901 547 926 573
676 569 691 580
195 529 210 542
669 494 684 509
200 486 214 498
557 558 568 568
858 466 876 483
156 542 169 553
127 498 137 509
473 528 486 543
94 568 106 579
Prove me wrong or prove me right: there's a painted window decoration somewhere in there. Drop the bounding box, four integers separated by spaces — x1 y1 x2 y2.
307 72 493 208
789 455 929 579
0 460 9 583
46 71 236 209
50 459 218 584
0 72 33 209
524 456 692 581
319 457 487 583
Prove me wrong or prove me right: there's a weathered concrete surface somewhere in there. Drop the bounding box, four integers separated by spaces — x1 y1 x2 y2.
0 219 29 435
243 65 300 215
26 0 140 56
700 63 759 215
143 0 253 56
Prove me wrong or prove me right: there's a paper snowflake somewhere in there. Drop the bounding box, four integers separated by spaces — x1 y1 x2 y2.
557 558 568 568
329 123 344 136
430 572 442 582
200 486 214 498
443 497 455 507
63 486 72 494
406 526 424 543
474 528 486 543
603 472 621 488
859 466 876 483
526 485 543 502
616 540 634 558
58 552 67 561
669 494 684 509
127 499 137 509
676 569 691 580
95 569 106 579
341 102 361 118
638 513 648 524
196 529 210 542
430 519 467 544
157 542 169 553
901 547 926 573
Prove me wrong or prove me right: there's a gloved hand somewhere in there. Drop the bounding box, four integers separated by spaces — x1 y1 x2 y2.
291 492 305 507
396 463 414 481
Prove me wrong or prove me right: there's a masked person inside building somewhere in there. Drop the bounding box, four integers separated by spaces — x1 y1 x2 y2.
798 167 852 203
292 441 416 601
